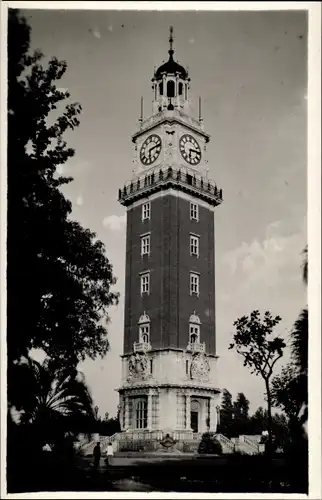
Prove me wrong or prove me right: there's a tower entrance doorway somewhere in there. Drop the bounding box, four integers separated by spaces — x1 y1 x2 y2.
190 400 200 433
190 411 198 432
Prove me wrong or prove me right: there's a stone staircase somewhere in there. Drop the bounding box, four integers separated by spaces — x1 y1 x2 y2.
215 433 236 454
78 432 263 456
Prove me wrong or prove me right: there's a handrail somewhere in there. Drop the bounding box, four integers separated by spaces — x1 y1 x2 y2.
119 167 223 206
242 435 260 451
216 433 235 450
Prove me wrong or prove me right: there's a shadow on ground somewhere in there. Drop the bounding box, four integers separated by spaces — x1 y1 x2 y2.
7 452 308 494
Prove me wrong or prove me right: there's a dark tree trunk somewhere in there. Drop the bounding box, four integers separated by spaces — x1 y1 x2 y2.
265 378 273 454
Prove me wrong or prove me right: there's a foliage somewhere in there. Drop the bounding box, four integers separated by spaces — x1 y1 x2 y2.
229 310 285 448
91 405 121 435
234 392 250 418
218 390 251 438
291 308 308 375
7 9 119 369
271 365 306 422
229 311 285 379
8 357 96 449
271 247 308 441
217 389 233 436
198 432 223 455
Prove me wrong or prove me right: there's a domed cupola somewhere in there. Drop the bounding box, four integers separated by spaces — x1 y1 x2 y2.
154 27 188 80
152 27 191 113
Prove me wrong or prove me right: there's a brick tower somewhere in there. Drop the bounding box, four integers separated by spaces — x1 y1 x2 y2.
117 28 223 445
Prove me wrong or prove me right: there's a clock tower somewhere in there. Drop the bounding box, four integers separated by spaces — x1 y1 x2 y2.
116 28 223 449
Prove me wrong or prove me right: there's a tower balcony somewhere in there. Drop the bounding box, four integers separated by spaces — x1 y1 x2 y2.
133 341 152 353
186 341 206 353
118 166 223 208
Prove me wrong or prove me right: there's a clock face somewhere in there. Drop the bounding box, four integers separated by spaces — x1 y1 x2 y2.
140 134 162 166
179 134 202 165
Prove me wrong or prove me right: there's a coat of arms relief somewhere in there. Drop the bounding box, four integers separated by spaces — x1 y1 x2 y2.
127 353 148 382
190 353 210 382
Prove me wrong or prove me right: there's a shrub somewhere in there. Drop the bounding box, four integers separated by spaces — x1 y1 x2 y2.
198 432 222 455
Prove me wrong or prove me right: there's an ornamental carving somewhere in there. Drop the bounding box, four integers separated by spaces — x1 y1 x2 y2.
190 353 210 382
127 353 148 381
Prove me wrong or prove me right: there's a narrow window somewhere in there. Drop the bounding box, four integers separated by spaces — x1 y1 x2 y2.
141 234 150 256
167 80 175 98
189 324 200 343
141 273 150 295
140 324 150 343
185 84 188 100
186 360 189 375
190 273 199 296
142 202 150 221
179 82 183 95
159 82 163 96
190 203 199 221
190 235 199 257
150 359 153 374
135 398 147 429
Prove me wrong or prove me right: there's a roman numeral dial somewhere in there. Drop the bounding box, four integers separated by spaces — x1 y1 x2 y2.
179 134 202 165
140 134 162 166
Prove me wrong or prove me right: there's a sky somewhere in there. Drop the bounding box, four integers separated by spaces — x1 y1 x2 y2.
21 7 308 418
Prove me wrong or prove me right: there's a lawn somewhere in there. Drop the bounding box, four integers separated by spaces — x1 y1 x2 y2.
7 452 308 494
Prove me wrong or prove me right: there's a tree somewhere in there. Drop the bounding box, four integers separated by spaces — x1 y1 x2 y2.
271 247 308 432
232 392 250 436
233 392 250 419
229 310 286 451
271 365 306 424
7 10 119 369
8 357 96 450
217 389 233 436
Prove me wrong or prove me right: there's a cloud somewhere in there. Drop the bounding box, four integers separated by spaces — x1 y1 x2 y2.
76 195 84 206
223 219 306 287
103 214 126 231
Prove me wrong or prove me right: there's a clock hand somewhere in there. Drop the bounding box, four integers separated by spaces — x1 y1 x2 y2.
148 144 159 157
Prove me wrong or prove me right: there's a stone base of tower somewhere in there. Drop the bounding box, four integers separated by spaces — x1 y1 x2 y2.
116 384 220 453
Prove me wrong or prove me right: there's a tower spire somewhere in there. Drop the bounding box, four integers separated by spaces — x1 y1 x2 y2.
169 26 174 57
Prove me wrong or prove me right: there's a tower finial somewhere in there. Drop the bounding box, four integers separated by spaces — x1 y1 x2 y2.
169 26 174 56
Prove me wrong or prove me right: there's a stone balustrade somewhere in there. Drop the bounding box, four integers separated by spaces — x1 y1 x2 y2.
118 166 223 208
186 341 206 353
133 341 152 353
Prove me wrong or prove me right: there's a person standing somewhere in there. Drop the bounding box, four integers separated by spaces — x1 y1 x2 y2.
106 442 114 466
93 442 101 469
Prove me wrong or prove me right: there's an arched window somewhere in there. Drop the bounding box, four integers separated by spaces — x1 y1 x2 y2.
135 398 147 429
191 400 200 412
159 82 163 96
167 80 175 98
138 312 150 344
178 82 183 95
189 326 200 343
189 312 201 344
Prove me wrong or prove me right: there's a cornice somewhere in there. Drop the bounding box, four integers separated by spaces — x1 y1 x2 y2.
132 116 210 143
116 383 221 394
